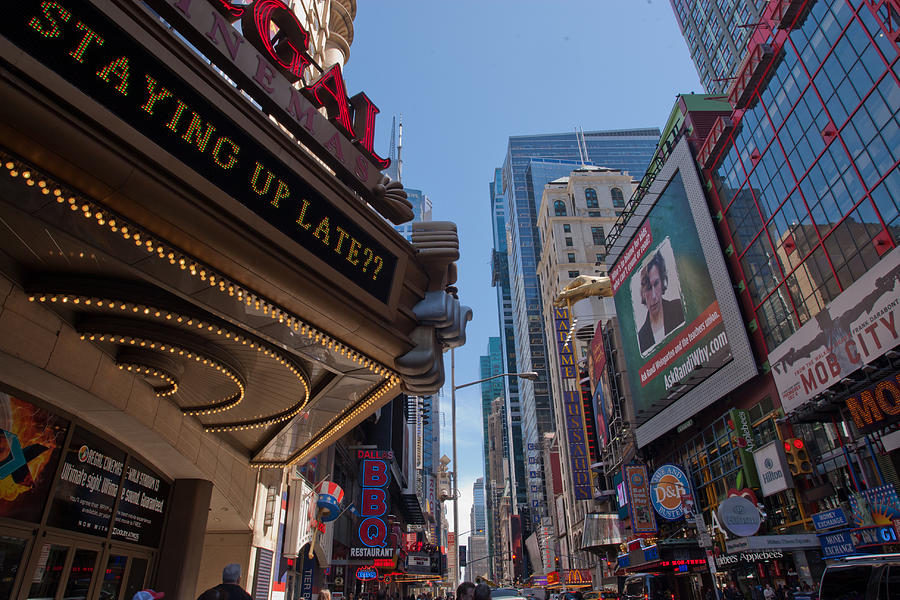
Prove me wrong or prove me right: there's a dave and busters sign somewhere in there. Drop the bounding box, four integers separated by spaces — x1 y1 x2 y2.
650 464 690 521
146 0 392 201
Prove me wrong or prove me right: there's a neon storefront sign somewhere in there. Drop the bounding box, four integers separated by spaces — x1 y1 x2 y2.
356 566 378 581
359 458 391 547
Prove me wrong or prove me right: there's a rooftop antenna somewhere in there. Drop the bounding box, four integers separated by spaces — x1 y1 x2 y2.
579 127 590 165
397 114 403 184
388 116 396 165
575 127 585 166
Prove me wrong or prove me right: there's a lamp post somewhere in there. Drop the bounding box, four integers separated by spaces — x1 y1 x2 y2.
450 347 538 590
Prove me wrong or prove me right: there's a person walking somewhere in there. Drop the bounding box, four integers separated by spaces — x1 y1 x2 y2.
197 564 252 600
764 585 776 600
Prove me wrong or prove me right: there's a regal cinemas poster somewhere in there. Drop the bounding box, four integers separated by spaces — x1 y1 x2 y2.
611 171 733 415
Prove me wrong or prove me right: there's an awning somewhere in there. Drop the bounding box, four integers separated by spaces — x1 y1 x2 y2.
581 513 624 550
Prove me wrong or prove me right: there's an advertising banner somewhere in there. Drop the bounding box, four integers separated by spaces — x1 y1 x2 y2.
0 394 69 522
752 440 794 497
111 457 170 546
553 307 594 500
589 324 607 389
769 246 900 414
47 426 126 537
728 409 760 488
623 464 657 535
611 172 733 420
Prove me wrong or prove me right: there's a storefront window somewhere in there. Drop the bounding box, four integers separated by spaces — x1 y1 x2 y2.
100 554 128 599
28 543 68 599
62 548 98 600
0 536 27 599
123 557 149 600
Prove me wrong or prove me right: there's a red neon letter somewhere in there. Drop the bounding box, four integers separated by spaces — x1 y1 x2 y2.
361 459 389 487
359 517 387 547
350 92 390 170
361 488 387 517
242 0 312 83
305 64 355 135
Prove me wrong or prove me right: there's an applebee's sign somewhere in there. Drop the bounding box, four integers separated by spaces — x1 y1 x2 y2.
147 0 406 216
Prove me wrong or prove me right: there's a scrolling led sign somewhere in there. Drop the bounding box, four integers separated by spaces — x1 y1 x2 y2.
2 1 396 302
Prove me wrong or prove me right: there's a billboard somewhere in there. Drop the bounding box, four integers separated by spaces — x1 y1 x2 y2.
769 246 900 414
623 464 656 536
607 137 755 446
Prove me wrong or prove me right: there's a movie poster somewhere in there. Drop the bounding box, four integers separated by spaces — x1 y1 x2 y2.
0 393 70 522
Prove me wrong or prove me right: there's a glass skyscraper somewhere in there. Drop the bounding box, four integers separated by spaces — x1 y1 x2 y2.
670 0 769 93
494 129 659 538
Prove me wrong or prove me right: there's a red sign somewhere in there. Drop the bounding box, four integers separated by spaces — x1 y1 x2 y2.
610 222 652 293
147 0 392 199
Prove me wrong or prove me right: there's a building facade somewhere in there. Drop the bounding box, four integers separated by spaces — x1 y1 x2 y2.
535 166 637 574
0 1 468 599
494 129 659 573
669 0 769 93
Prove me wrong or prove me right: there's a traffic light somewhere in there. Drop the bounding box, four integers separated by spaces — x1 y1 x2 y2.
783 438 813 475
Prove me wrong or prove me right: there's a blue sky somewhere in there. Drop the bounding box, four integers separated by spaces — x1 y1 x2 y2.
341 1 704 557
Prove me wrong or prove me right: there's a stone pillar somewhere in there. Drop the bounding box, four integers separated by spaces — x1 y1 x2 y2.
155 479 213 598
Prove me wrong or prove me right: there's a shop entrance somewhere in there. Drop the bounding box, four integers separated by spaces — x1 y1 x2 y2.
12 529 155 600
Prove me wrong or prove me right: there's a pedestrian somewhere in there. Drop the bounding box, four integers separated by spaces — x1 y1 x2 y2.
197 563 251 600
474 583 492 600
322 590 333 600
764 585 775 600
457 582 476 600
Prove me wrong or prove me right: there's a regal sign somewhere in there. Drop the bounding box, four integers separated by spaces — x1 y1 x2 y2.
148 0 394 200
2 0 399 301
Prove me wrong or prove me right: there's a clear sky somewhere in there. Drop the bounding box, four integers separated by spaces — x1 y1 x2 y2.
341 0 704 564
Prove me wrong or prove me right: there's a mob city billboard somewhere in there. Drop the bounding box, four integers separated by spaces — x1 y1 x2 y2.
607 138 756 447
769 246 900 414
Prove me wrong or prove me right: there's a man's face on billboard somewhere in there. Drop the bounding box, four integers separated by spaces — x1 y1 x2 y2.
643 264 664 321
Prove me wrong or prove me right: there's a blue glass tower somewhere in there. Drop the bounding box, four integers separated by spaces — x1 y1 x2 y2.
495 129 659 538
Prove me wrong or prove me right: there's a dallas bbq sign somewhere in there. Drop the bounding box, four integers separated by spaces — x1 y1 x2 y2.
150 0 392 201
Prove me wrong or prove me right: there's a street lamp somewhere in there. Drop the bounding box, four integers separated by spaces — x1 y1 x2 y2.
450 347 538 590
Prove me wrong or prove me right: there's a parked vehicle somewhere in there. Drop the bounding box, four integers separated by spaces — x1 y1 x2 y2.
819 554 900 600
585 591 619 600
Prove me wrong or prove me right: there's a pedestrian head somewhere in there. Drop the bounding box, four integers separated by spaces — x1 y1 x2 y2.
222 563 242 584
474 583 491 600
321 590 332 600
457 582 476 600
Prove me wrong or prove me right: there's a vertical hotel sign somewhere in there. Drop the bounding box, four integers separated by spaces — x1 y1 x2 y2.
554 307 593 500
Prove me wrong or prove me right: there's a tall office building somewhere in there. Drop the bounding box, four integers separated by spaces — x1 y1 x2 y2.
669 0 769 93
394 188 433 241
489 168 527 524
472 477 487 534
468 480 489 581
494 129 659 546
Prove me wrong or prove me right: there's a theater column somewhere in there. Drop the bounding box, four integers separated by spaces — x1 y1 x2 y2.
155 479 214 597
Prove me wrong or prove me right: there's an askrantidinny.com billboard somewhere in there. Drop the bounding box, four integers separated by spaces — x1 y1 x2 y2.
608 137 756 446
